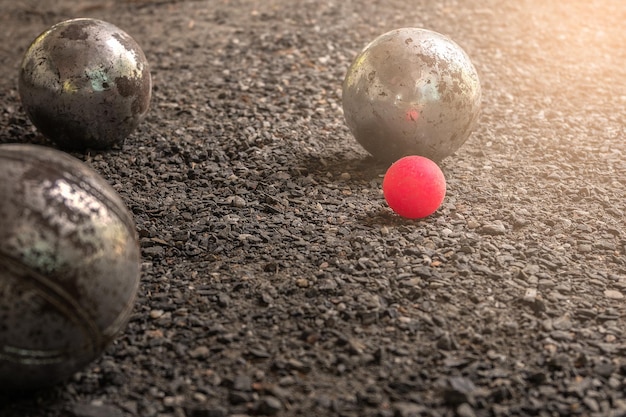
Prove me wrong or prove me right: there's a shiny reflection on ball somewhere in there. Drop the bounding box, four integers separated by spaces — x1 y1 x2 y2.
0 144 140 389
342 28 481 163
19 18 152 150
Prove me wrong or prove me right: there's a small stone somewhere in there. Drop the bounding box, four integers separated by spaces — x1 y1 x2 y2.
233 374 253 391
523 288 537 303
318 278 338 291
538 385 557 396
574 308 597 321
459 245 474 254
466 220 480 229
228 195 247 208
192 392 208 403
583 397 600 412
150 309 164 319
228 391 253 405
443 376 477 405
457 403 477 417
143 246 165 257
552 315 572 331
512 215 529 228
287 358 312 373
595 362 615 378
605 289 624 300
217 293 231 308
189 346 210 359
542 319 553 332
608 376 622 389
436 332 458 351
256 396 282 415
538 278 556 290
478 221 507 235
248 347 271 358
296 278 309 287
547 353 570 370
550 330 573 341
393 401 427 417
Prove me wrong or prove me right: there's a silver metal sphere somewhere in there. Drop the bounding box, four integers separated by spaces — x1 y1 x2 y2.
19 18 152 150
0 144 140 389
342 28 481 163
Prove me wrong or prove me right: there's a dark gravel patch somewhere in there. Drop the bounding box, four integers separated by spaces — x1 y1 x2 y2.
1 0 625 416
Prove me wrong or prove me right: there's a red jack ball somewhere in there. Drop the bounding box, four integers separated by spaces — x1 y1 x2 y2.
382 155 446 219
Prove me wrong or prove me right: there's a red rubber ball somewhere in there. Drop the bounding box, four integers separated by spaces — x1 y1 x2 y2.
382 155 446 219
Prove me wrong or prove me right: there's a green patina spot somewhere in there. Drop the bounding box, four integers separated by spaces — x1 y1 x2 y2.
86 67 111 92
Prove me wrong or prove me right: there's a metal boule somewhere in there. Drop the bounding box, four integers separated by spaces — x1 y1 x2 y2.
342 28 481 163
0 144 140 389
18 18 152 150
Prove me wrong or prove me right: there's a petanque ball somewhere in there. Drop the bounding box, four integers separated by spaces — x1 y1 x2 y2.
342 28 482 163
0 144 140 389
18 18 152 150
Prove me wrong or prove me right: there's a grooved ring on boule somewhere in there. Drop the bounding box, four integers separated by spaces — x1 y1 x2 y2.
0 144 140 389
18 18 152 150
342 27 482 163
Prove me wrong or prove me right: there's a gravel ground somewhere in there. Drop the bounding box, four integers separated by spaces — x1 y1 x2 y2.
1 0 625 416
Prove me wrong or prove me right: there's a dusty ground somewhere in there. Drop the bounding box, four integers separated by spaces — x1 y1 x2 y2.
1 0 625 416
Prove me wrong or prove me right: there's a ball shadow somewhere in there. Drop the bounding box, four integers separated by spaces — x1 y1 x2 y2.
357 206 444 227
294 150 446 228
0 384 65 414
0 128 126 161
294 151 390 182
1 103 127 158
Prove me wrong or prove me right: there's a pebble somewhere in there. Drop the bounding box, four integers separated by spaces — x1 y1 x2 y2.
457 403 477 417
393 402 427 417
466 220 481 229
552 315 573 331
256 396 282 415
583 397 600 412
295 278 309 287
523 288 537 303
443 376 477 405
605 289 624 300
595 362 615 377
478 221 507 235
550 330 574 342
149 309 165 319
228 195 247 207
189 346 210 359
233 374 252 391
